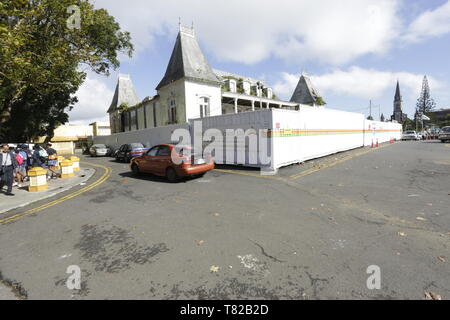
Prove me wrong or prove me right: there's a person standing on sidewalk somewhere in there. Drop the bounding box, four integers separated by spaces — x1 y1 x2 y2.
14 146 27 188
46 143 60 179
0 144 18 196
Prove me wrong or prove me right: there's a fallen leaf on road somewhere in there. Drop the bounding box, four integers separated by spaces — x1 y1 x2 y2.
196 240 204 246
438 256 446 262
424 291 442 300
416 217 427 221
212 213 220 217
210 265 219 273
398 232 407 237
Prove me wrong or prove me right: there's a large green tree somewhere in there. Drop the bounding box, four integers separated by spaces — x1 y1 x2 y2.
0 0 133 141
416 75 436 115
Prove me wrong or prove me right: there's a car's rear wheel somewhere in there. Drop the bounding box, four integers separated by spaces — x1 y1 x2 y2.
166 167 178 182
131 164 140 176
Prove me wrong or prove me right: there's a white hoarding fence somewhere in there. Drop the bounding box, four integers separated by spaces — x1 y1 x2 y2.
94 107 402 170
93 123 189 151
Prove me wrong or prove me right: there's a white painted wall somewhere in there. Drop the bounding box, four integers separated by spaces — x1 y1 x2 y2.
192 110 273 167
93 123 189 152
185 80 222 121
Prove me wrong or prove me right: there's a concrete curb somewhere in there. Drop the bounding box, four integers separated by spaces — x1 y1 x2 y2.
0 167 95 215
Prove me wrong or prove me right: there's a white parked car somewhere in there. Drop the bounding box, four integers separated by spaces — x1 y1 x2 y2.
89 144 110 157
402 131 420 141
439 126 450 143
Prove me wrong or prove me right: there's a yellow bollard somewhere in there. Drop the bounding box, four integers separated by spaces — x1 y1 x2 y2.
60 160 74 178
69 156 80 172
57 156 65 170
28 167 48 192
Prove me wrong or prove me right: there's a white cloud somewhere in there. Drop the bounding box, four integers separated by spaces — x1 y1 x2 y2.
68 74 113 125
404 1 450 42
273 67 445 102
94 0 402 65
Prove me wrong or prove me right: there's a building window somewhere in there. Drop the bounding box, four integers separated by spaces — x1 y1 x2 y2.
168 98 177 124
153 102 157 127
135 109 139 130
143 104 147 129
199 97 210 118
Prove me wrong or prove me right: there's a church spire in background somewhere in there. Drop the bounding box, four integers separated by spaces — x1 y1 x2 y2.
394 80 402 102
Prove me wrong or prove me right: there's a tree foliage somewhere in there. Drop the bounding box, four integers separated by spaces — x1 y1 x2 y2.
416 76 436 115
0 0 133 141
315 96 326 106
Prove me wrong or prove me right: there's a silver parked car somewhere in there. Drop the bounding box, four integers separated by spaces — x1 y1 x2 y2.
439 126 450 143
89 144 110 157
402 130 420 141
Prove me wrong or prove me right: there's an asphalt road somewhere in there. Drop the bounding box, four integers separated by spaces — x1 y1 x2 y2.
0 141 449 300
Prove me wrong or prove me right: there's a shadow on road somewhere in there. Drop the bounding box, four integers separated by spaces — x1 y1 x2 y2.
214 164 260 172
118 171 202 184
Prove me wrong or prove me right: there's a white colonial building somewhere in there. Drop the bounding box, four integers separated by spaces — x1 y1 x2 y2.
108 25 324 134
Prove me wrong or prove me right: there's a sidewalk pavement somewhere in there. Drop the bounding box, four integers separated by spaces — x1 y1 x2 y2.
0 167 95 215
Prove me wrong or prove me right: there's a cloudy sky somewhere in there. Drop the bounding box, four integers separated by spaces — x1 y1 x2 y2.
69 0 450 124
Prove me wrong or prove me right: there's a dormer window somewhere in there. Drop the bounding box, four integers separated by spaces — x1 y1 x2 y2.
199 97 210 118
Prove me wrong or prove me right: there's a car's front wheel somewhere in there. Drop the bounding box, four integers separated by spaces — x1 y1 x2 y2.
166 167 178 182
131 163 140 176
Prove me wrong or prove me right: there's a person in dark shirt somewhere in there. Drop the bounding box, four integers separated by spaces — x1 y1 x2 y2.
46 143 60 179
0 144 18 196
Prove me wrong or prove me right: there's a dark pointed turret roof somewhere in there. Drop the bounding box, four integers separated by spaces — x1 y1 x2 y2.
290 73 323 105
156 26 220 90
394 81 402 102
107 74 140 113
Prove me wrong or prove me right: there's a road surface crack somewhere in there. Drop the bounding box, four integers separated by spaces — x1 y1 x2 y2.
248 238 286 263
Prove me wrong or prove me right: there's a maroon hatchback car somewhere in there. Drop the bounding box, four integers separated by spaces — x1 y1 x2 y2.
130 144 214 181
